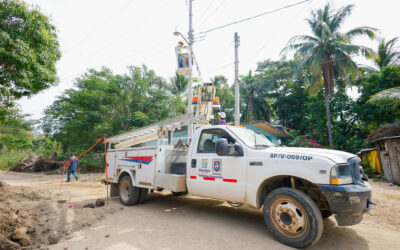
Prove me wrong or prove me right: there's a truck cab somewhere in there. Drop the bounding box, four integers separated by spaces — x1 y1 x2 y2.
106 124 373 248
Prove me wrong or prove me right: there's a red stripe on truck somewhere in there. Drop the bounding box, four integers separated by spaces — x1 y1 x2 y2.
223 179 237 183
203 177 215 181
190 176 197 179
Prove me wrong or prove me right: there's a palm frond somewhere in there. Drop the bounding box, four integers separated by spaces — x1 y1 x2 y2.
368 87 400 105
346 26 378 40
294 53 314 77
309 48 325 76
281 36 318 55
330 5 354 32
375 37 400 68
315 21 332 41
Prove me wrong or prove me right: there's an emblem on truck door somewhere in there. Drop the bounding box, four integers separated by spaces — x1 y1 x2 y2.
201 159 208 168
121 156 153 164
213 159 222 175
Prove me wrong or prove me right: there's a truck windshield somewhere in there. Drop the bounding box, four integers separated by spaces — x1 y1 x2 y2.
227 126 275 149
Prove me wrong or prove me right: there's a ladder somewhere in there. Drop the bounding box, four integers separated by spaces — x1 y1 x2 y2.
107 114 208 149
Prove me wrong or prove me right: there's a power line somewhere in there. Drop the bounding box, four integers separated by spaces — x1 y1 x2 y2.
207 62 233 74
197 0 227 28
104 37 175 66
78 1 170 65
253 0 312 57
195 0 217 25
199 0 311 35
64 0 136 53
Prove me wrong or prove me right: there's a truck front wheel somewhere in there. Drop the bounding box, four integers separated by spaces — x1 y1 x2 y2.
263 187 323 248
119 176 139 206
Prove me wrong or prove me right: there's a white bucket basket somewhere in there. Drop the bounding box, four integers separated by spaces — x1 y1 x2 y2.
175 45 191 76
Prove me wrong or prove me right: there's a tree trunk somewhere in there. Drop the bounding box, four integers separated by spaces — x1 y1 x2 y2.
248 96 254 122
322 58 335 149
324 92 334 149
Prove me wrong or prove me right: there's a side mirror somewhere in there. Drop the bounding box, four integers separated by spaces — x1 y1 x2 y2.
276 139 281 146
216 138 244 157
233 143 244 157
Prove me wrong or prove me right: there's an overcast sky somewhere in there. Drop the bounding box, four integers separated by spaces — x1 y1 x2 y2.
18 0 400 120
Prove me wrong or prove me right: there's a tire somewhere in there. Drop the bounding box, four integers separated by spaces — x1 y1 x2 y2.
263 187 323 249
321 210 332 219
137 188 148 204
119 176 140 206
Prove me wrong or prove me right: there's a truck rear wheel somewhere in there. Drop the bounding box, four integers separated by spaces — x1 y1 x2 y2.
119 176 139 206
263 187 323 248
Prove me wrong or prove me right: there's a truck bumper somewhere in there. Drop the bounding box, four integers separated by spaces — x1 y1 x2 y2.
317 182 373 226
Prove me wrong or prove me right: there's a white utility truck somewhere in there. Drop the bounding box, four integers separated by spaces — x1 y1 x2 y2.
105 82 373 248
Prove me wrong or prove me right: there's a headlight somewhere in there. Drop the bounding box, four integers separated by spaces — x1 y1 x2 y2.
330 164 353 185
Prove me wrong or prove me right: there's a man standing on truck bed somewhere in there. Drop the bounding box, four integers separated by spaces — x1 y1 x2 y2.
67 153 79 182
218 112 226 125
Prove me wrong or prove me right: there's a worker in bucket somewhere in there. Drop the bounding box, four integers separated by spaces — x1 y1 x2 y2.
218 112 227 125
66 153 79 182
177 41 185 68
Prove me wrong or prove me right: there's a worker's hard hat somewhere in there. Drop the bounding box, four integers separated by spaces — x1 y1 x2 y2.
218 112 226 119
178 41 184 45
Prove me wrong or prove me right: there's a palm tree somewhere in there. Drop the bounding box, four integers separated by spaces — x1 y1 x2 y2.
240 71 271 123
369 87 400 106
282 4 377 148
374 37 400 70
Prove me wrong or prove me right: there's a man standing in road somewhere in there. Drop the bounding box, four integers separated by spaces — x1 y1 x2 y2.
67 153 79 182
218 112 227 125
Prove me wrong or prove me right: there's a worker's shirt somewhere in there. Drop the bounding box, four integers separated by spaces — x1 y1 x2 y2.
69 156 79 170
219 120 226 125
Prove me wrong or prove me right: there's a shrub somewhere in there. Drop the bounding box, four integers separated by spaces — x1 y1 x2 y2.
0 148 31 170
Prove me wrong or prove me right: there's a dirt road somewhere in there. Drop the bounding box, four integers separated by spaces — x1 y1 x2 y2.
1 170 399 250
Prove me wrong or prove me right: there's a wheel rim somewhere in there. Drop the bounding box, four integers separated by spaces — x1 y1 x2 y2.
120 179 131 202
270 198 308 239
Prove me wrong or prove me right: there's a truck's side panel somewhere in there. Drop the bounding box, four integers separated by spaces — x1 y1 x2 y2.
133 148 157 187
107 151 117 180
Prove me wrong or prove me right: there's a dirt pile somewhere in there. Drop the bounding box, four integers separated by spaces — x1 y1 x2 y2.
11 154 64 173
0 181 106 249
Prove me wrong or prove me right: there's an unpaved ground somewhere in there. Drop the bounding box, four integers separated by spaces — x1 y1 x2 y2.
0 170 399 250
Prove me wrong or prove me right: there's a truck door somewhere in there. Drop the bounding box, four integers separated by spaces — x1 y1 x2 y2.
187 128 246 202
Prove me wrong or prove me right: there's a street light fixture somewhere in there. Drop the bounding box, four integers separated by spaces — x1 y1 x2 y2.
173 31 190 46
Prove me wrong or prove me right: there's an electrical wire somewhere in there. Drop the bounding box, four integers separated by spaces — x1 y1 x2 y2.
198 0 311 35
196 0 227 28
253 0 312 57
195 0 217 25
207 62 233 74
79 1 170 64
104 37 175 66
64 0 136 53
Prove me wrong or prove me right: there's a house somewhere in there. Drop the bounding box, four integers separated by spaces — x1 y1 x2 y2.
243 121 290 145
366 123 400 185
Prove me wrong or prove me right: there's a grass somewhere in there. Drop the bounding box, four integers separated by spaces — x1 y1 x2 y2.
0 148 31 170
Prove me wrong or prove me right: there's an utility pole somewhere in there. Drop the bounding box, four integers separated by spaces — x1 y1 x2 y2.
234 32 240 126
187 0 194 139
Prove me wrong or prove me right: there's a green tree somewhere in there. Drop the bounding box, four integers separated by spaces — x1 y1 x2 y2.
43 66 171 153
282 4 377 148
369 87 400 105
0 0 61 120
169 72 188 116
356 66 400 131
211 76 234 124
240 70 271 123
374 37 400 70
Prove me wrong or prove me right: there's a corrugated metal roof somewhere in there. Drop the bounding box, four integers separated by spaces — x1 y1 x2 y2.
243 121 290 138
